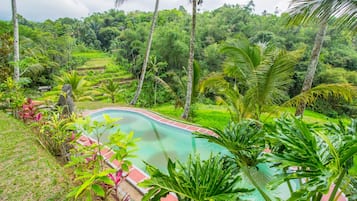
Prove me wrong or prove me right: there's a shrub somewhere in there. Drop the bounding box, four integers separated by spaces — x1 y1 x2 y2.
18 98 42 123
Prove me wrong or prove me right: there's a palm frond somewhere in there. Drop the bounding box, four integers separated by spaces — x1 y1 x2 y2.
199 73 228 93
114 0 126 7
196 120 265 167
20 63 45 76
288 0 357 31
221 38 262 82
154 76 179 102
252 48 302 106
284 83 357 107
54 71 94 102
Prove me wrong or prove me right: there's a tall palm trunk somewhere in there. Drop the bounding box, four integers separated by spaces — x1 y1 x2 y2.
130 0 160 105
295 19 328 116
11 0 20 82
181 0 197 119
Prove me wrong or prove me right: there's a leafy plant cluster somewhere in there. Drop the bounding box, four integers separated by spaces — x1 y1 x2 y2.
141 116 357 201
16 103 140 200
0 77 25 117
67 114 138 200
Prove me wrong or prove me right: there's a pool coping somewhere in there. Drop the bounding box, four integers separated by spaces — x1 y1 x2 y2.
79 107 348 201
82 107 217 137
79 107 219 201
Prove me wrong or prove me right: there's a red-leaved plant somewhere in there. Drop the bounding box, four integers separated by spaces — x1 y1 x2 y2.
18 98 42 122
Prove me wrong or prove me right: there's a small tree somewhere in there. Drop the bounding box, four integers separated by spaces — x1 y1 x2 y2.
100 79 122 103
200 37 301 121
67 115 138 200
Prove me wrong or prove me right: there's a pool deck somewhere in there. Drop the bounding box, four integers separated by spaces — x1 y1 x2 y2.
80 107 218 201
79 107 348 201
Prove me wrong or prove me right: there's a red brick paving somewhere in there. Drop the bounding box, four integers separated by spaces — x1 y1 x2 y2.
127 169 147 184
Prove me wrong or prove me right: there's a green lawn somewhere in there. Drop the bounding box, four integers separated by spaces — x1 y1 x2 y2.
151 104 231 130
75 101 345 130
0 112 72 200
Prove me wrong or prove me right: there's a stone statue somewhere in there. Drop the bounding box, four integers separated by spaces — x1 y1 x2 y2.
57 84 74 116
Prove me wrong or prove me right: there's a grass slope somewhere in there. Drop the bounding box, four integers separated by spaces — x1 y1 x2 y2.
76 101 344 130
0 112 72 201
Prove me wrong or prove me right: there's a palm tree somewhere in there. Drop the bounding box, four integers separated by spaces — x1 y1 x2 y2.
114 0 160 105
265 117 357 201
154 71 186 109
147 56 167 106
181 0 203 119
11 0 20 82
155 63 201 109
140 154 250 200
288 0 357 116
99 79 121 103
201 37 301 121
55 71 93 101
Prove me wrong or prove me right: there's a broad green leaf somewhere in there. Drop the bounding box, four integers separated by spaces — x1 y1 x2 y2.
91 184 105 197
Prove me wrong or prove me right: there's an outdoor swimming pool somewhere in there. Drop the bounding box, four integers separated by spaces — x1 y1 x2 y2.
88 109 297 200
89 109 228 171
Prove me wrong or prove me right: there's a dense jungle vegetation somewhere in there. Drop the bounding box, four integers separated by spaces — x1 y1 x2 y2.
1 1 357 200
1 4 357 118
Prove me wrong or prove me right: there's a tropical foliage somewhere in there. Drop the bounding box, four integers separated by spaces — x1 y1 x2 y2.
55 71 94 101
99 79 122 103
1 1 357 201
265 116 357 201
200 37 302 121
196 120 272 200
288 0 357 115
67 115 138 200
140 154 250 201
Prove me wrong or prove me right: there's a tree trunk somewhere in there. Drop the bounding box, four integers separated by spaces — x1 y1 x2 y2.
181 0 197 119
295 20 328 116
12 0 20 82
130 0 160 105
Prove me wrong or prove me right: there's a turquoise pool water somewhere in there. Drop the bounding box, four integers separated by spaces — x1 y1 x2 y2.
88 109 297 200
89 109 228 172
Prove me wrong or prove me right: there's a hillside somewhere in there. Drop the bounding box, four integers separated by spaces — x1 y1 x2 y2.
0 112 72 200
